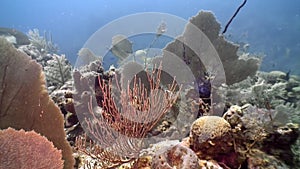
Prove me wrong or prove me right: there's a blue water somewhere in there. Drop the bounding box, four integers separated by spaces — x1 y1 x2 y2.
1 0 299 74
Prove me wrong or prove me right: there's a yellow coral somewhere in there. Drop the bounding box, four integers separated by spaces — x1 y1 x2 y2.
189 116 233 159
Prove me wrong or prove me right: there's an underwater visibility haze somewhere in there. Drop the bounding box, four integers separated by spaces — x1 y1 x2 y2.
1 0 300 169
1 0 300 73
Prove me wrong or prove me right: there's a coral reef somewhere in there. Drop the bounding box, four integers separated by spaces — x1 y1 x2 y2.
27 28 58 54
70 11 299 169
18 42 52 66
50 80 82 145
153 11 260 118
198 160 223 169
0 128 63 169
189 116 233 160
224 104 299 168
261 122 299 166
0 38 74 169
118 62 196 141
218 70 300 167
163 11 260 86
247 149 289 169
18 43 72 93
192 11 260 85
73 59 180 168
3 10 295 169
151 144 200 169
0 27 30 46
44 54 72 92
219 71 300 108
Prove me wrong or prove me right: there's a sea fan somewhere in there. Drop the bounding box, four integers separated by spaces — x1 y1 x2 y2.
0 128 64 169
0 38 74 168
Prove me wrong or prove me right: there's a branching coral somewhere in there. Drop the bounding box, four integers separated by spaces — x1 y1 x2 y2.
73 60 180 168
223 104 299 168
219 71 300 117
0 128 64 169
18 43 73 93
75 134 139 169
44 54 72 91
18 42 53 67
27 28 58 54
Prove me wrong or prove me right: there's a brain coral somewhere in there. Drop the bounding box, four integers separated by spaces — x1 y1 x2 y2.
189 116 233 159
0 128 63 169
151 144 200 169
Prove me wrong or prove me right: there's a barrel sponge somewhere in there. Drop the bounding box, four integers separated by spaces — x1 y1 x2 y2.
0 128 63 169
0 38 74 168
151 144 200 169
189 116 233 159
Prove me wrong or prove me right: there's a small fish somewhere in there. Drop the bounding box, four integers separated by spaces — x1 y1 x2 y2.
156 21 167 37
284 70 291 81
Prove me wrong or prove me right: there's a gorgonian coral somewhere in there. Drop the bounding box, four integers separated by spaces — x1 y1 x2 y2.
0 128 63 169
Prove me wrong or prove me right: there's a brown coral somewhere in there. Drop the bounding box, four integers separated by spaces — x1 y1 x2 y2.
151 144 200 169
0 38 74 168
0 127 63 169
247 149 289 169
163 11 260 85
190 11 260 85
189 116 233 160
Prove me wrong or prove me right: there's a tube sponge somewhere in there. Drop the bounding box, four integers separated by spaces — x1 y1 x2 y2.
0 38 74 168
0 128 63 169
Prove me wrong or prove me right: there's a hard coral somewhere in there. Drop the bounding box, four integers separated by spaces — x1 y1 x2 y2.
44 54 72 92
247 149 289 169
189 116 233 160
0 128 63 169
27 28 58 54
199 159 223 169
151 144 200 169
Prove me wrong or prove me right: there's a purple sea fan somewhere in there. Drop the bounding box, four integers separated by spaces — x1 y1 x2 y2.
195 73 212 100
